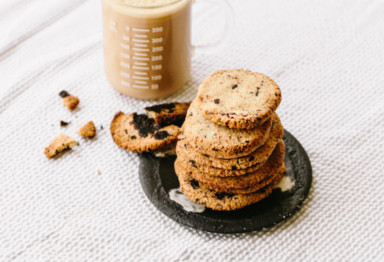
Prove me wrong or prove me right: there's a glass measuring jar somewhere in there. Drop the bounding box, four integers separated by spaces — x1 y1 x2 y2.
102 0 232 100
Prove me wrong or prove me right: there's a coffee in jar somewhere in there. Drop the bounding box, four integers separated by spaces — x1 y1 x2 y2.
102 0 192 100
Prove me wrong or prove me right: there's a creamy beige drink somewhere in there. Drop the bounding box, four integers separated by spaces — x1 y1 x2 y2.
103 0 192 99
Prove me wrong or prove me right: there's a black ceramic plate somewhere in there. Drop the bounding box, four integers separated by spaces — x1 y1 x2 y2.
139 130 312 233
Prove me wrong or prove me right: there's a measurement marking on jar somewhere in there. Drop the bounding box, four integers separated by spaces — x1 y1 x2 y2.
134 52 148 57
134 34 148 38
134 80 148 85
120 62 130 68
134 61 148 66
152 64 162 70
133 65 149 70
132 28 150 33
151 84 159 89
134 71 148 76
121 72 130 78
133 85 149 89
132 38 150 43
152 46 163 52
151 75 162 81
134 43 148 48
121 52 130 59
133 75 149 80
152 27 163 33
109 20 117 32
123 35 130 41
121 80 131 87
151 55 163 61
132 47 150 52
125 26 130 31
120 43 130 50
133 56 149 61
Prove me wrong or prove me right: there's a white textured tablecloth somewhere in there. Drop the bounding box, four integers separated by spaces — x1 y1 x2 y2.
1 0 384 261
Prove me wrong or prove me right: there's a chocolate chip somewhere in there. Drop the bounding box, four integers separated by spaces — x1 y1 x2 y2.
144 103 176 113
59 90 69 98
256 87 260 96
231 84 238 89
258 188 266 194
130 136 137 140
132 113 160 138
154 131 169 140
60 120 70 127
232 165 237 170
190 160 197 168
249 156 254 162
215 192 234 200
203 154 209 157
190 179 200 189
125 130 128 134
214 99 220 104
212 148 219 151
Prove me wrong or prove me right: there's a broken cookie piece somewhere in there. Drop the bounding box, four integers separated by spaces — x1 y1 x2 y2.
110 112 179 152
44 134 78 159
145 102 191 126
79 121 96 138
59 90 79 111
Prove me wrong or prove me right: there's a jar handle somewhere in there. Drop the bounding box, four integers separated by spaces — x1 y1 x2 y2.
192 0 234 54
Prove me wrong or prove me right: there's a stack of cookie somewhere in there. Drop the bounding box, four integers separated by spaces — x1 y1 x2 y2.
175 69 285 211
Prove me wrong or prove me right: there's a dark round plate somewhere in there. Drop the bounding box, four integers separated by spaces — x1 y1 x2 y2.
139 130 312 233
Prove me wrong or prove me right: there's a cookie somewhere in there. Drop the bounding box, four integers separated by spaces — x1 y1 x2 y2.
175 160 283 211
145 102 191 126
44 134 78 159
176 156 265 177
201 164 285 195
110 112 180 152
59 90 79 111
180 140 285 191
182 100 272 158
79 121 96 138
177 113 283 170
197 69 281 129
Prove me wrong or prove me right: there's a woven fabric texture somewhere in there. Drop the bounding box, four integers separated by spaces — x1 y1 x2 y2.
1 0 384 261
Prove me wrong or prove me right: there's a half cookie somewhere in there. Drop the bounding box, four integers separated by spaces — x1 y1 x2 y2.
110 112 179 152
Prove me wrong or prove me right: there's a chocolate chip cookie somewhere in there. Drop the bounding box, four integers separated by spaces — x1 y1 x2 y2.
175 160 283 211
197 69 281 129
177 113 283 170
110 112 179 152
179 141 284 191
182 100 272 158
145 102 190 126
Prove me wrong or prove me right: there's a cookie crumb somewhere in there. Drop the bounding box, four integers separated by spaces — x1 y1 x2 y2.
100 125 104 130
79 121 96 138
44 134 78 159
97 169 101 175
60 120 70 127
59 90 69 98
